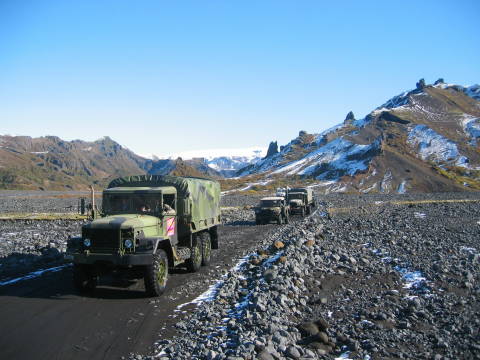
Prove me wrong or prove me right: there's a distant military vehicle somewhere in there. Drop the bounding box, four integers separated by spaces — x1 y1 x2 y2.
275 187 287 198
287 187 315 217
255 196 289 225
66 175 221 296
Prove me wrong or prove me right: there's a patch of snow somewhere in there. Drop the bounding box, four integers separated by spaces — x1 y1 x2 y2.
460 246 478 255
464 84 480 101
397 180 407 194
314 124 345 144
0 264 70 286
221 179 272 195
377 90 411 110
407 124 467 165
271 137 380 180
82 147 92 151
154 146 266 161
361 182 377 193
460 114 480 145
176 253 254 310
30 151 48 154
414 212 426 219
394 266 430 293
335 351 353 360
352 117 370 127
380 170 392 193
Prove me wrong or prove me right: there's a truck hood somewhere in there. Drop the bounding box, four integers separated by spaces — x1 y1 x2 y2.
87 214 159 230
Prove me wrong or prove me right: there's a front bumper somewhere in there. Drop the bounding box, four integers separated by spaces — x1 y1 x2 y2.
66 252 153 266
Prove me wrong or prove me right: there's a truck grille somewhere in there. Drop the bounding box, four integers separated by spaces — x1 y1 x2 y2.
88 229 120 253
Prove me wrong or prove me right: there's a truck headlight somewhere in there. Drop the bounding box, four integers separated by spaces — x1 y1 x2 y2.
83 238 91 247
124 239 133 249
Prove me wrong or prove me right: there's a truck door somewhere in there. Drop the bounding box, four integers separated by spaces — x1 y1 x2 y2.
163 194 178 245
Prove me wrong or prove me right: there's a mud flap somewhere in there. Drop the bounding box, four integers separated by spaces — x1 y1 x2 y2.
209 226 219 249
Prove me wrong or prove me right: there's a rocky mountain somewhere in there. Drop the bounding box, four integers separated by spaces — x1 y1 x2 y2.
0 135 260 189
237 80 480 193
0 136 149 190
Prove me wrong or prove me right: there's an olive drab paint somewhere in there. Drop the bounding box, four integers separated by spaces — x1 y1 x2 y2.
107 175 221 237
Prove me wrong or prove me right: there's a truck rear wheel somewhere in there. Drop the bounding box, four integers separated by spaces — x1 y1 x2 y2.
144 249 168 297
73 264 97 292
277 215 283 225
285 214 289 224
200 232 211 266
301 207 305 217
186 235 202 272
307 205 311 215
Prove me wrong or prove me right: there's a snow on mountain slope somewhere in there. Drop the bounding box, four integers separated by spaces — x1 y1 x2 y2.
236 80 480 193
407 125 468 166
271 137 381 180
146 147 266 178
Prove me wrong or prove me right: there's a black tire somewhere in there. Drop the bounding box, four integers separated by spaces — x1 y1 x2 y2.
285 213 289 224
301 207 305 217
200 232 211 266
277 215 283 225
255 218 260 225
73 264 97 292
210 226 219 249
144 249 169 297
186 235 202 272
306 205 311 215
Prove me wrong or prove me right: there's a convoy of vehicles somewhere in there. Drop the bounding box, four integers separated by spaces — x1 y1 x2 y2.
66 177 315 297
66 175 221 296
255 186 316 224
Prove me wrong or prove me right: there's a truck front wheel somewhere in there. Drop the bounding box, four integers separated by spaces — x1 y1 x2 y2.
186 235 202 272
200 232 211 266
144 249 169 297
73 264 97 292
301 207 305 217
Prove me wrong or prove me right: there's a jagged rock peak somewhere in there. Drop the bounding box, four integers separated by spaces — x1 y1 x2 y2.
434 78 445 85
344 111 355 125
264 141 279 158
416 78 426 90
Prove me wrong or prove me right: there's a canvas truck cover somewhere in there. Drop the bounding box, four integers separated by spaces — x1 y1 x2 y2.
289 187 313 202
107 175 221 234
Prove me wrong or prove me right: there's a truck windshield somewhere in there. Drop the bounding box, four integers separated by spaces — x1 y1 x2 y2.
260 200 281 207
288 193 303 200
103 194 160 215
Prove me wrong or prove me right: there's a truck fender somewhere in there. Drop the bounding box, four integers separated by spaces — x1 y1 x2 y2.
145 237 175 267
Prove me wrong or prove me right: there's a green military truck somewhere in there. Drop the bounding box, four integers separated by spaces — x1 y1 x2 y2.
287 187 315 217
254 196 289 225
65 175 221 296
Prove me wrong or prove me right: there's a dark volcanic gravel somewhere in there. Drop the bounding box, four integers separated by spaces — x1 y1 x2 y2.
0 219 84 280
0 190 93 213
130 192 480 360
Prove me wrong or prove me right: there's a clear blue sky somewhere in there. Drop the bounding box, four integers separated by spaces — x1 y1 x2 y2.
1 0 479 157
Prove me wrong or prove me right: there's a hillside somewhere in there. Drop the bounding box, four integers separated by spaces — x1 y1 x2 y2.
236 80 480 193
0 136 149 190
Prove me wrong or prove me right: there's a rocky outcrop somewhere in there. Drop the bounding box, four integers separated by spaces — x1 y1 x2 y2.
264 141 279 159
